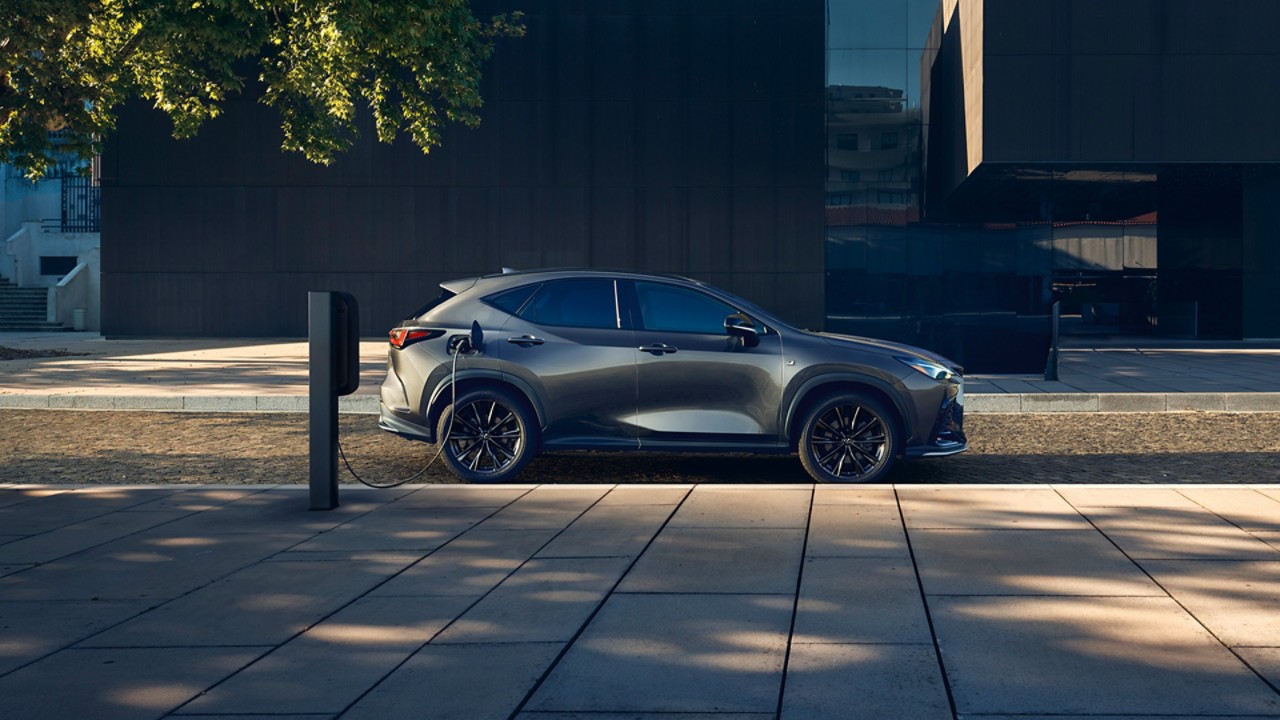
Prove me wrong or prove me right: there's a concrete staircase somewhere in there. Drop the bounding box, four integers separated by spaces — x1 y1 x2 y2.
0 277 65 331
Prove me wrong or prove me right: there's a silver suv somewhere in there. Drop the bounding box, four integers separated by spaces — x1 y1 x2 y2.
379 269 966 483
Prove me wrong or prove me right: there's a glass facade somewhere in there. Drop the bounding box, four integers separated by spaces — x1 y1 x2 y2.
824 0 1161 372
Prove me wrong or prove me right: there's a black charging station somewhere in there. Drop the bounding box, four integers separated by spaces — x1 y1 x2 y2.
309 291 360 510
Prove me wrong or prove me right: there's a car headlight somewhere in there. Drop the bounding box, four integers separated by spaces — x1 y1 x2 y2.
896 356 956 382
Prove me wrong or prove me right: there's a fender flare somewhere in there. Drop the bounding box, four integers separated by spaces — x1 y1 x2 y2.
423 369 547 429
782 372 915 443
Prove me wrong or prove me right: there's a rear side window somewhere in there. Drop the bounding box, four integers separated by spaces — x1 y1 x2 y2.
484 283 540 315
408 289 456 320
520 279 618 329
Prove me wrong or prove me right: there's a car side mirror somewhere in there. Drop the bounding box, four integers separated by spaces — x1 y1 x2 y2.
724 313 761 348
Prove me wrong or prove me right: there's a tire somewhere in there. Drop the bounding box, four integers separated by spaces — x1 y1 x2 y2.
436 387 538 483
798 392 900 483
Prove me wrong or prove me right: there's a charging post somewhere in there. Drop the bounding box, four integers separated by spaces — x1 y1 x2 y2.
309 291 360 510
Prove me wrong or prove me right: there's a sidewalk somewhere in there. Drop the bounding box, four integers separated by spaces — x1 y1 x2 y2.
2 482 1279 719
2 332 1279 413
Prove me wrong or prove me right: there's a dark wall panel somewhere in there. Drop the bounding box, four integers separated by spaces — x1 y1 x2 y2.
102 2 826 337
981 0 1280 166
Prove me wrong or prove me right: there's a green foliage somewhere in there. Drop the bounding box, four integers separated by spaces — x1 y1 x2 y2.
0 0 523 179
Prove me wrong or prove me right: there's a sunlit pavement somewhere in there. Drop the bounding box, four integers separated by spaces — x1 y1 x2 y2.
3 333 1280 413
2 483 1279 719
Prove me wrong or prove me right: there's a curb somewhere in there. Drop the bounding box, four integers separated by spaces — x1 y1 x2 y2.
965 392 1280 413
0 394 381 414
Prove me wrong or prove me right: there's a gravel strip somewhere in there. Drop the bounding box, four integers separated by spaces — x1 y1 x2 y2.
2 409 1278 485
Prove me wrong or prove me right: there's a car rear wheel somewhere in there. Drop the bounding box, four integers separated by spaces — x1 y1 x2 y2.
798 392 899 483
437 387 538 483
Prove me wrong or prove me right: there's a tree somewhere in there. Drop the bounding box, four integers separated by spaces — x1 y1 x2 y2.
0 0 523 179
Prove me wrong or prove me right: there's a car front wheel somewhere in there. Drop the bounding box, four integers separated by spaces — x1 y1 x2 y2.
437 388 538 483
798 392 899 483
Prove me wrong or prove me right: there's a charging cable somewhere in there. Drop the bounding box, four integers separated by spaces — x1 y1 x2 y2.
337 340 464 489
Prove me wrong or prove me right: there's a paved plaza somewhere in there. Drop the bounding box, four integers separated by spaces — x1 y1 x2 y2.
2 483 1280 719
2 332 1279 413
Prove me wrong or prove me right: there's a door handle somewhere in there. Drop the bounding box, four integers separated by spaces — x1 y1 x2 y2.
506 335 545 346
638 344 678 355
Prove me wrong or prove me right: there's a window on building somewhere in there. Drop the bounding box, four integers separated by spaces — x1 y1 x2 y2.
836 133 859 151
880 132 899 149
878 168 895 182
840 170 861 182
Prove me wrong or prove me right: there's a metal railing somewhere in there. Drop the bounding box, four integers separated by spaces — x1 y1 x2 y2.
60 174 100 233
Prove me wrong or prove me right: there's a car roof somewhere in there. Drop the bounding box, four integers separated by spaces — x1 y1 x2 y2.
444 268 709 296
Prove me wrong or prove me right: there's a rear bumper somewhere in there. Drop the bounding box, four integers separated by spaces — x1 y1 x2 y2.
378 404 435 443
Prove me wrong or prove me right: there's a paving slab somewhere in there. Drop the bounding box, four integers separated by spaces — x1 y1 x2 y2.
0 486 186 534
0 509 191 564
930 595 1280 716
79 552 420 648
475 486 609 530
1238 647 1280 690
0 486 72 509
910 529 1163 597
805 502 909 558
617 527 804 594
0 529 312 602
1054 486 1201 508
811 485 898 505
525 593 792 714
1085 507 1280 560
535 503 675 558
517 707 768 712
1177 487 1280 532
595 485 691 506
288 504 497 552
666 486 812 529
398 484 531 508
371 528 559 597
780 643 951 720
0 646 268 720
1139 560 1280 647
433 556 632 644
124 486 266 512
178 594 476 716
342 642 563 720
898 488 1092 530
792 557 931 645
0 562 33 579
0 599 149 676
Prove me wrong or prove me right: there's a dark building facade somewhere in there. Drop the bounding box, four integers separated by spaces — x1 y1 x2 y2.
102 0 1280 371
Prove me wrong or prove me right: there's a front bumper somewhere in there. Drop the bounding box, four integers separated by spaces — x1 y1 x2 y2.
905 378 967 459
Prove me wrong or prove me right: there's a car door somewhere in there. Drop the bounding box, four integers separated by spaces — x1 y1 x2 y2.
626 279 785 446
494 278 639 449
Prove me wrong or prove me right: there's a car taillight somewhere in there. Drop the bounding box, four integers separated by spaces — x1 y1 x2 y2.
388 328 442 349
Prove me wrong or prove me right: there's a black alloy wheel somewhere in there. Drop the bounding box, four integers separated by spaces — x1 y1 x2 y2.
798 392 899 483
437 387 537 482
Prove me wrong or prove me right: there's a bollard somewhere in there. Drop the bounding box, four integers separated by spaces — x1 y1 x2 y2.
1043 301 1060 382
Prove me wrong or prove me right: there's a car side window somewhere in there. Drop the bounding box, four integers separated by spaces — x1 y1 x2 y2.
520 279 619 329
484 283 540 315
634 281 737 334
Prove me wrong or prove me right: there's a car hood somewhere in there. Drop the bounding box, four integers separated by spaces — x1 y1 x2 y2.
812 331 962 373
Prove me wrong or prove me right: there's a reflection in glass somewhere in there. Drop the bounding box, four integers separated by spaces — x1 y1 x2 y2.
827 0 906 50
